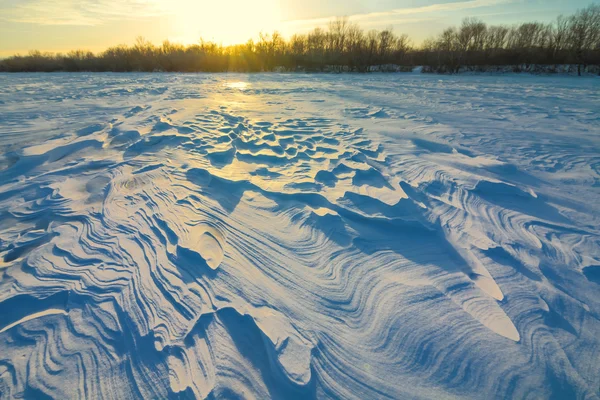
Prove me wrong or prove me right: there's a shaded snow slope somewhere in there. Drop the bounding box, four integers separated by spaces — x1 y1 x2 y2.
0 73 599 399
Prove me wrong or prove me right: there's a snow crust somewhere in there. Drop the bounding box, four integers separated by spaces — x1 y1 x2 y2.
0 73 599 399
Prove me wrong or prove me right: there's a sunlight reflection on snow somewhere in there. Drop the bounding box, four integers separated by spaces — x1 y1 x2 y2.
225 81 249 91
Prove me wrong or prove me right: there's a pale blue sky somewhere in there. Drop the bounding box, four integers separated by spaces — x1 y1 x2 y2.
0 0 594 56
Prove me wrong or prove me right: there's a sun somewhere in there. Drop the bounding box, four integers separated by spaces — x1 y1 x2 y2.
170 0 283 45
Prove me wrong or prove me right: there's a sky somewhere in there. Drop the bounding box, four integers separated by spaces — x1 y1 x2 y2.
0 0 594 57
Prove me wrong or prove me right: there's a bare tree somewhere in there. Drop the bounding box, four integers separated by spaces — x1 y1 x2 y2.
378 28 395 61
567 4 600 75
329 17 349 54
552 15 570 59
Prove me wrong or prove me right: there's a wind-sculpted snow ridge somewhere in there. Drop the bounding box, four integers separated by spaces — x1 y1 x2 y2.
0 73 599 400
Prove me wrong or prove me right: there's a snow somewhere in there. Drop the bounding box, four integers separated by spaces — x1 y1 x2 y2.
0 72 599 399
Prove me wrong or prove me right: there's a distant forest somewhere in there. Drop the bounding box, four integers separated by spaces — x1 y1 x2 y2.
1 3 599 74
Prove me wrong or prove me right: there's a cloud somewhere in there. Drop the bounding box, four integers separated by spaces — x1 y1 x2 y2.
357 0 514 19
284 0 515 29
0 0 169 25
0 0 516 29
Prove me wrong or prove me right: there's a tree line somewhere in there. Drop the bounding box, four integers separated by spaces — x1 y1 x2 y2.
1 3 598 74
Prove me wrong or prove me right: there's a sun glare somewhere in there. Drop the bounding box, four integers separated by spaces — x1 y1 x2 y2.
171 0 282 45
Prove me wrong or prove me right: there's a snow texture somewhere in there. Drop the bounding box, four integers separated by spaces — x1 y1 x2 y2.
0 73 599 399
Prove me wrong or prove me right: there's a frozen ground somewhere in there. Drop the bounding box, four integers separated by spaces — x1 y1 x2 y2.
0 73 599 399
